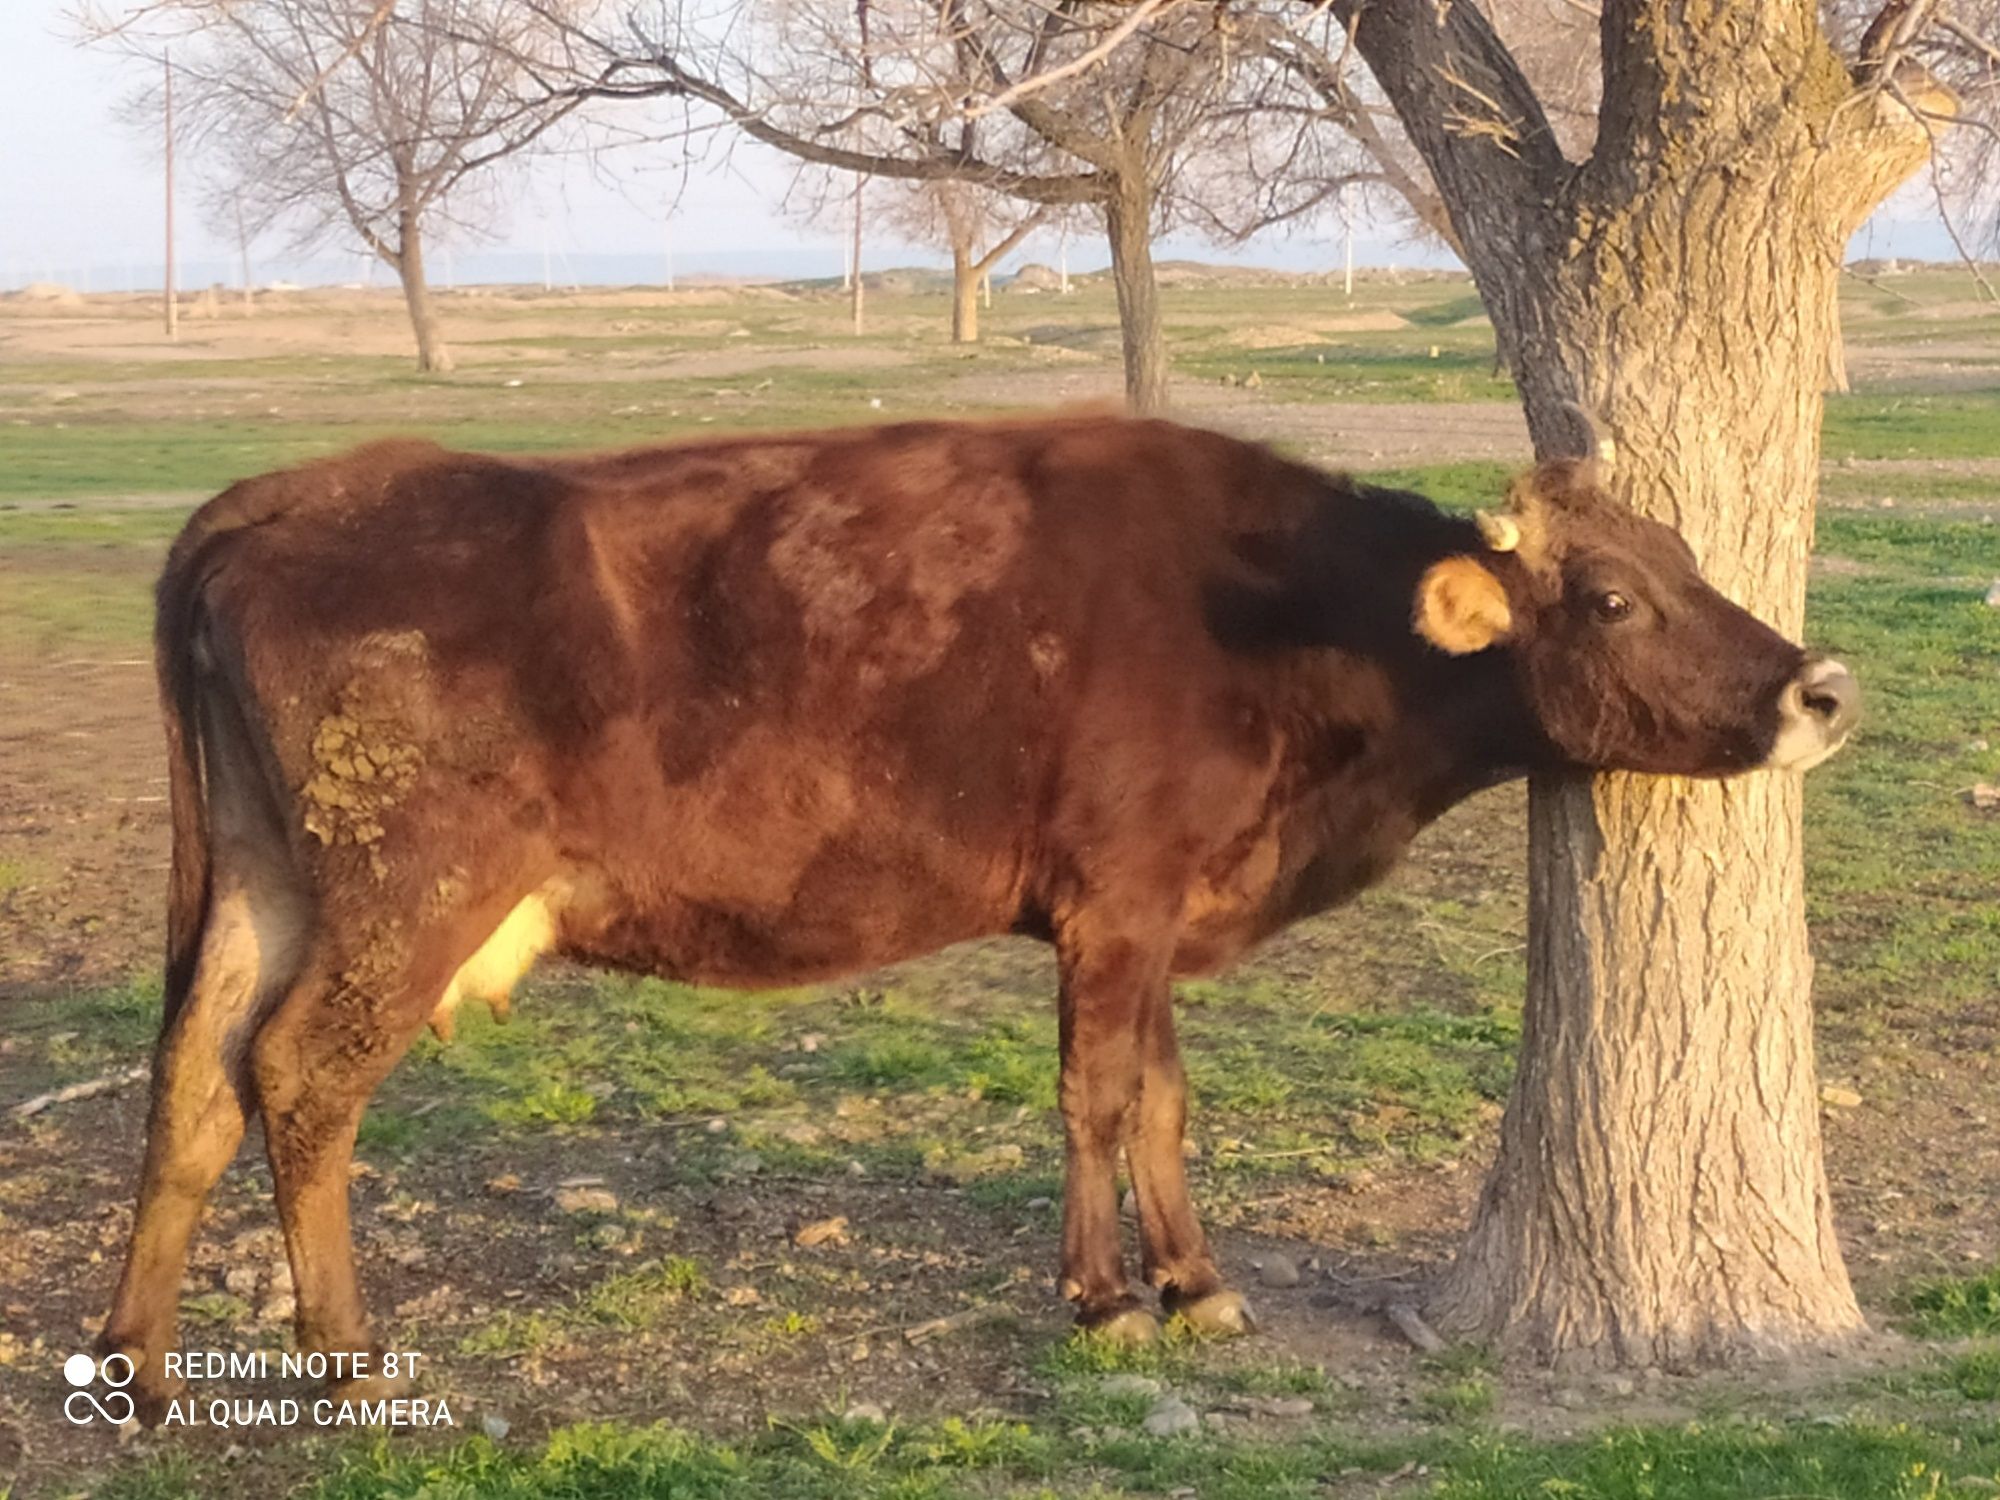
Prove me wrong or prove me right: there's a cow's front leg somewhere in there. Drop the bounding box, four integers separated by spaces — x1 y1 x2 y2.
1130 995 1254 1336
1055 919 1164 1343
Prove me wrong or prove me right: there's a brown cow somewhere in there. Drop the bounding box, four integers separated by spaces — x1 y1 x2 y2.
100 414 1857 1416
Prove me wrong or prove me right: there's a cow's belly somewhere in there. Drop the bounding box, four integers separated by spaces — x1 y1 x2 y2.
538 704 1037 986
553 822 1024 990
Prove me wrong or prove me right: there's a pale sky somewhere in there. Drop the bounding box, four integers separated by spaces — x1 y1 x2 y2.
0 2 1965 291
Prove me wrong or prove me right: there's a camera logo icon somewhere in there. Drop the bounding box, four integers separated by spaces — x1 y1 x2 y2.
63 1352 136 1426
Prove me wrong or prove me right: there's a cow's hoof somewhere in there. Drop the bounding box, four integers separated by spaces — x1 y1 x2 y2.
1167 1288 1257 1337
1080 1304 1163 1346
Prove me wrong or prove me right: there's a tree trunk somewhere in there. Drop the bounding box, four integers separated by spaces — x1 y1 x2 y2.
394 212 453 375
1103 170 1167 414
1416 26 1943 1368
951 245 979 344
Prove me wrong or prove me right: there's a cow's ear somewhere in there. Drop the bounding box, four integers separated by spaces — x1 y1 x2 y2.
1414 557 1513 654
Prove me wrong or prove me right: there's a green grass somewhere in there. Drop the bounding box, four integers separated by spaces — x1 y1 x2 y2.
1180 341 1517 405
85 1412 2000 1499
1434 1420 2000 1500
1419 1346 1501 1425
577 1256 707 1328
1825 391 2000 460
1907 1267 2000 1340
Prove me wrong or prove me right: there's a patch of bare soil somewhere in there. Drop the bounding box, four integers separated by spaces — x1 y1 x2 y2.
0 642 169 998
626 344 918 381
1221 315 1411 347
944 365 1535 467
1845 336 2000 391
0 289 810 367
0 1061 1961 1498
0 1079 1447 1496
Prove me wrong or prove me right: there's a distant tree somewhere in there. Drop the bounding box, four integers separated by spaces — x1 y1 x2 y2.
777 156 1043 342
898 178 1043 343
88 0 587 372
526 0 1311 411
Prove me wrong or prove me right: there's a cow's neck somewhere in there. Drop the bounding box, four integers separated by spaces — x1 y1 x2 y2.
1241 480 1553 928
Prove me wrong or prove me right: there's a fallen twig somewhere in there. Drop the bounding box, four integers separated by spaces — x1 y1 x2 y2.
13 1064 150 1120
904 1302 1012 1345
839 1302 1015 1347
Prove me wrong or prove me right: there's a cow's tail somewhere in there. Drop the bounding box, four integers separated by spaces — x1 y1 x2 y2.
154 532 214 1032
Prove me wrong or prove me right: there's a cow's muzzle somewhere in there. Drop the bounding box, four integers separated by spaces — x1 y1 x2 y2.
1767 656 1860 772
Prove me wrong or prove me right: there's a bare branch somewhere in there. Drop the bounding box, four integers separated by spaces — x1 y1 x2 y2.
281 0 397 122
963 0 1183 119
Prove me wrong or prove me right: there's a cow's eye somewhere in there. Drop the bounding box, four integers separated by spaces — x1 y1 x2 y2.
1593 590 1633 623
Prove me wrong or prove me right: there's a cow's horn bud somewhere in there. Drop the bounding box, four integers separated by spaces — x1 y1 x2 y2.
1476 511 1520 552
1596 435 1618 467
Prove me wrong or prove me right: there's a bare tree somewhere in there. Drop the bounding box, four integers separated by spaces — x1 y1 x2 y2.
853 176 1043 341
1220 6 1460 254
89 0 588 372
775 140 1047 343
528 0 1260 411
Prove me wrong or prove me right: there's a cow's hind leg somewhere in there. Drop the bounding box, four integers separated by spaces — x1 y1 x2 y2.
251 884 553 1403
100 712 308 1418
1130 1000 1253 1336
1055 915 1167 1344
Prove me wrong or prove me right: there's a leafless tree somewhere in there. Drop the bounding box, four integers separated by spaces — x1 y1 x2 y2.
85 0 590 372
521 0 1284 411
775 135 1048 343
902 178 1044 342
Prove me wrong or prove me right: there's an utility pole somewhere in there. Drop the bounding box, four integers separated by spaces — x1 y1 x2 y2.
849 178 865 335
1341 184 1355 301
1058 219 1070 295
164 50 177 339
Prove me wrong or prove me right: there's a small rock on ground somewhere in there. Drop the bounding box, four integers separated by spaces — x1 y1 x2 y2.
1142 1394 1201 1438
1257 1254 1301 1289
844 1401 889 1424
792 1215 850 1249
553 1186 619 1215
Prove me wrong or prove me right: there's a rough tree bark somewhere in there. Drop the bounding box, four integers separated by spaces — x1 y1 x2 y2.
391 208 453 375
1339 0 1945 1366
1103 165 1167 413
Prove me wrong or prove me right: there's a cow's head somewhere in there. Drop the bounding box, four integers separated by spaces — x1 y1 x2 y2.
1413 459 1858 776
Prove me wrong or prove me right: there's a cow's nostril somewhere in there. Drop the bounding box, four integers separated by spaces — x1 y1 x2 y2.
1768 658 1861 771
1795 658 1859 733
